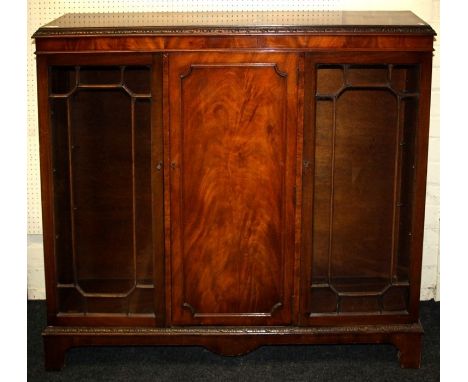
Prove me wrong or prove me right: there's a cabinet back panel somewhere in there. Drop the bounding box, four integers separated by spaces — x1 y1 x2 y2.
332 88 397 278
71 88 134 284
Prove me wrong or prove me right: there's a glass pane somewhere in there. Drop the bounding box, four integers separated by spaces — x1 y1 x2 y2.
340 296 380 313
50 66 76 94
134 99 153 284
87 297 127 314
312 100 333 283
70 88 134 294
347 65 388 85
124 66 151 94
391 65 419 93
396 97 418 282
382 286 409 311
51 98 74 284
309 64 420 316
128 288 155 314
332 89 398 280
316 65 343 95
58 287 84 314
79 66 121 85
310 287 337 314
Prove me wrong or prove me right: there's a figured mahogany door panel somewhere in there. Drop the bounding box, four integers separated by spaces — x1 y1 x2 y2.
301 54 422 324
48 56 164 324
169 53 299 325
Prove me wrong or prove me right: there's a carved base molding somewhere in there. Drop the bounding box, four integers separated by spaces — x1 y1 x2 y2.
43 323 423 370
44 323 423 336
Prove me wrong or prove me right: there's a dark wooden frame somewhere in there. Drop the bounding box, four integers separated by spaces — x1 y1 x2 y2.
34 11 434 371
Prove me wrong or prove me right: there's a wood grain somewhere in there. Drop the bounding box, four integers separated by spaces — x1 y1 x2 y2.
169 53 298 325
35 34 434 53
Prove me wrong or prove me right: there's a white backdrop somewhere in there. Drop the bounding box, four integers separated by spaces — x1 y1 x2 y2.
27 0 440 300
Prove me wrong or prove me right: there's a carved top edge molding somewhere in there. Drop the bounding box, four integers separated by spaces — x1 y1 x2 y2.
33 25 435 38
44 323 423 336
33 11 436 38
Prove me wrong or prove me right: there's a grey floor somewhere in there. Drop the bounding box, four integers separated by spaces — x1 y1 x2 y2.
27 300 439 381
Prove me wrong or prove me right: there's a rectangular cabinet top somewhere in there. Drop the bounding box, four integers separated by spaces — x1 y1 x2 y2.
33 11 435 37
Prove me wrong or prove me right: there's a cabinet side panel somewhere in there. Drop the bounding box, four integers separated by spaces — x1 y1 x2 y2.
50 96 73 285
37 55 59 322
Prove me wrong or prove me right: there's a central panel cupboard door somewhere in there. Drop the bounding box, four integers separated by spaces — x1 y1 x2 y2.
168 53 299 325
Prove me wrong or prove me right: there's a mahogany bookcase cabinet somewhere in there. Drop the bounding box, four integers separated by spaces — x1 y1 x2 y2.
33 11 435 370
